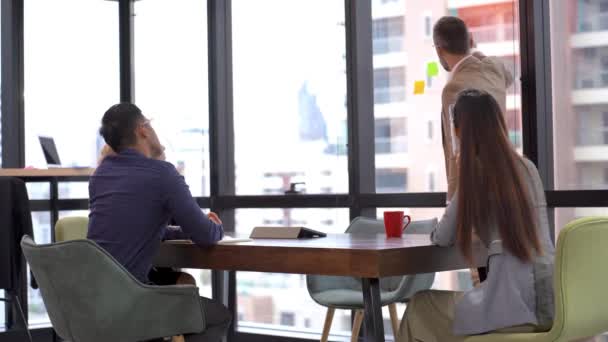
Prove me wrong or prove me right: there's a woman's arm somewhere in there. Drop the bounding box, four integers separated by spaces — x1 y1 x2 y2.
431 193 459 246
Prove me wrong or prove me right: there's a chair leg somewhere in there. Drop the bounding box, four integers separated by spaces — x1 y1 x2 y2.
321 308 335 342
351 310 364 342
388 303 400 342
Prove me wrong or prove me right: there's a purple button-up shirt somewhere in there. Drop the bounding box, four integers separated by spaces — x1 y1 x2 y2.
87 149 223 283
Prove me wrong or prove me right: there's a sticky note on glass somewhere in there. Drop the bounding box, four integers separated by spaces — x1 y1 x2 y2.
414 80 425 95
427 62 439 77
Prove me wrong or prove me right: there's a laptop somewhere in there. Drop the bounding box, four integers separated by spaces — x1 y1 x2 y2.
39 136 61 167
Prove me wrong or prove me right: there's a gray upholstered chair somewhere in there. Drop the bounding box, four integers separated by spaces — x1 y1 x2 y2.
21 236 206 342
306 217 437 342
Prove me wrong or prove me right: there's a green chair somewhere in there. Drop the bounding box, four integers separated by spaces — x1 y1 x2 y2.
54 216 89 242
307 217 436 342
21 236 206 342
464 216 608 342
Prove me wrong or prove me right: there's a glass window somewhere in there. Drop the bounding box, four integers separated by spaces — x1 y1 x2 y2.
373 16 405 54
424 13 433 38
234 209 350 336
374 67 406 104
24 0 118 169
555 207 608 237
232 0 347 195
134 0 210 197
28 212 51 326
377 168 408 193
375 118 407 154
428 171 436 192
577 0 608 32
0 290 4 330
373 0 521 193
551 1 608 190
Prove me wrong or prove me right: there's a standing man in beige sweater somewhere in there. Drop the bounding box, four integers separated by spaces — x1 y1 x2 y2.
433 16 514 286
433 16 514 201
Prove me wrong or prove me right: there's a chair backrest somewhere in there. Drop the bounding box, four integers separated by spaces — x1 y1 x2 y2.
346 216 438 235
346 217 438 291
54 216 89 242
549 217 608 341
20 236 202 342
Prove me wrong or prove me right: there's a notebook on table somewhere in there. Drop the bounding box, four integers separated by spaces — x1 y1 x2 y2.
249 226 326 239
165 236 253 245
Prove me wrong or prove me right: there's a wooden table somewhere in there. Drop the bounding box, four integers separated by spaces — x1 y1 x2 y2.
156 234 487 342
0 167 95 177
0 168 95 234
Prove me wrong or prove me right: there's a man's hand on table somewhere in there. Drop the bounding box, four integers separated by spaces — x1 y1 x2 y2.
207 212 223 225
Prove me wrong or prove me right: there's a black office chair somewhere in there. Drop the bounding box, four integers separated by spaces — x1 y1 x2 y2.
0 292 32 341
0 177 36 342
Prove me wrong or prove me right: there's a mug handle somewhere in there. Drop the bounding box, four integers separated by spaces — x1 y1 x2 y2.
402 215 412 231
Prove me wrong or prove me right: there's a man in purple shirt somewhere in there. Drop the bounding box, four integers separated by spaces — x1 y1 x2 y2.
88 103 230 342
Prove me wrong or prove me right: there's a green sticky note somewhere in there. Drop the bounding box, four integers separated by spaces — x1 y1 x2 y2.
427 62 439 77
414 80 425 95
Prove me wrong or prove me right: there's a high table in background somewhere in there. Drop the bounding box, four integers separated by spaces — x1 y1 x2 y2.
0 168 95 240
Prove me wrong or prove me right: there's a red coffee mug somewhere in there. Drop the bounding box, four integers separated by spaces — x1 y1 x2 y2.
383 211 411 238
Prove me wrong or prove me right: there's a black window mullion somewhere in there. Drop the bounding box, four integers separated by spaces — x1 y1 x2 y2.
1 0 26 331
344 0 375 220
207 1 236 341
519 0 554 189
520 0 555 241
1 0 25 168
118 0 134 103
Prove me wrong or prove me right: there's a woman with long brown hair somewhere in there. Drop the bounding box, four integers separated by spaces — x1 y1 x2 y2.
399 89 555 341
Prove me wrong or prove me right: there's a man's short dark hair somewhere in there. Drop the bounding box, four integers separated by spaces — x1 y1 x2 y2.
433 16 469 55
99 103 145 152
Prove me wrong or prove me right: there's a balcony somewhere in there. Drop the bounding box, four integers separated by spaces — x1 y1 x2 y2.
572 88 608 105
575 73 608 90
376 136 408 154
447 0 510 9
578 13 608 34
469 24 515 44
373 37 404 55
578 128 608 147
574 145 608 162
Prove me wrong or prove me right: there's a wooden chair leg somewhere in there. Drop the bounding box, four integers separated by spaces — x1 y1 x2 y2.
351 310 364 342
389 303 400 342
321 307 335 342
172 335 185 342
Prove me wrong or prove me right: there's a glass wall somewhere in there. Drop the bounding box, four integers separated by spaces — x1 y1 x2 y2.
372 0 521 196
3 0 606 339
23 0 118 325
0 290 3 331
134 0 210 197
24 0 119 169
28 212 51 326
232 0 348 196
550 0 608 193
550 0 608 233
234 209 350 336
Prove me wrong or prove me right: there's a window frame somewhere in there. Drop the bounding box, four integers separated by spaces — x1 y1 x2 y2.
2 0 608 340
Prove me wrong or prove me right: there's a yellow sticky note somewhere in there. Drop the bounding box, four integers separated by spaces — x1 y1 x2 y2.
413 80 425 95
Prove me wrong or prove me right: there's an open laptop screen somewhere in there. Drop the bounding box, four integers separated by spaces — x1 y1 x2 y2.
39 136 61 166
